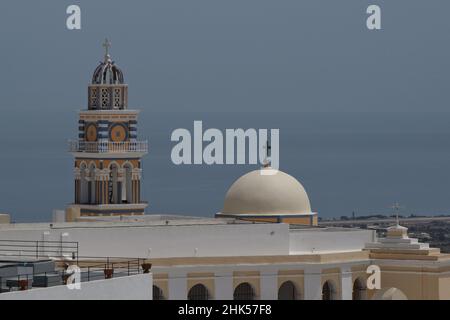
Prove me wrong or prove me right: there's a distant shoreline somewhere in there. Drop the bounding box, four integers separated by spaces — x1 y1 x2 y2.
320 215 450 226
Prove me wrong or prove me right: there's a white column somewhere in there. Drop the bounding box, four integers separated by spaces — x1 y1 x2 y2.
214 271 233 300
260 269 278 300
340 266 353 300
168 272 187 300
303 266 322 300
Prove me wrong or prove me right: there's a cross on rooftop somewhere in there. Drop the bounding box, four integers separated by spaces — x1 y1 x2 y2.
390 202 404 226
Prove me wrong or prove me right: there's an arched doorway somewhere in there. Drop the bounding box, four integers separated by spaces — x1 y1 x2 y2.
188 284 210 300
278 281 297 300
352 278 367 300
322 280 336 300
153 285 165 300
233 282 255 300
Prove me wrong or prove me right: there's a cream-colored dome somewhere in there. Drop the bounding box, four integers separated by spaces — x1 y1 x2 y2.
221 167 312 215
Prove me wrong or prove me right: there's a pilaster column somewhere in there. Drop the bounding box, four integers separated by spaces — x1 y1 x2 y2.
74 168 81 204
214 271 233 300
260 269 278 300
97 171 109 204
340 266 353 300
168 271 187 300
304 265 323 300
132 169 142 203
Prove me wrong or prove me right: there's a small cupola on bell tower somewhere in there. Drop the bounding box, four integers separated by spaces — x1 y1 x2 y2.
68 39 148 221
88 39 128 110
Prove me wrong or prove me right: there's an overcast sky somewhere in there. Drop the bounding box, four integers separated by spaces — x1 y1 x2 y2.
0 0 449 113
1 1 450 221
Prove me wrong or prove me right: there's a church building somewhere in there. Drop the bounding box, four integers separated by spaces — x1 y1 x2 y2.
68 40 148 219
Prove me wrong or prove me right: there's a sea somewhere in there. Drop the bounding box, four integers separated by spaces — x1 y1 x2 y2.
1 111 450 222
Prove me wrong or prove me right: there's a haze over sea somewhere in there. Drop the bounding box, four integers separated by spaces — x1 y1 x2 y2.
1 111 450 222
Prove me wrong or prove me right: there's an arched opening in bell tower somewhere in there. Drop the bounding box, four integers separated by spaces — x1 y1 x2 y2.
122 163 133 204
79 162 88 204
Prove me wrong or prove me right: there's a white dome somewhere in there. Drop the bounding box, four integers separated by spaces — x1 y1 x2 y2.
221 167 312 216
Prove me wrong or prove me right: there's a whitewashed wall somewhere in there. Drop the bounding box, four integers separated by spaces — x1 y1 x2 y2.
0 222 289 258
289 228 375 253
0 222 375 259
0 273 152 300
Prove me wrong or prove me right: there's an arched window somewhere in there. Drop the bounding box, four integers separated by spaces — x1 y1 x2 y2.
233 282 255 300
153 285 165 300
352 278 367 300
322 280 336 300
122 163 133 204
188 284 210 300
278 281 297 300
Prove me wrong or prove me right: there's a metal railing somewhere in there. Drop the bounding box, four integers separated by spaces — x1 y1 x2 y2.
62 257 151 282
0 274 34 293
69 140 148 153
0 240 79 261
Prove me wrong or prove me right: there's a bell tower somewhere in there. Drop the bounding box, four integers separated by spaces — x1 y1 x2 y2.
68 39 148 218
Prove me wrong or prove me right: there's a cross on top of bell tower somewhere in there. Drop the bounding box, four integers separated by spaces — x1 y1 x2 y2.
91 38 124 86
102 38 112 61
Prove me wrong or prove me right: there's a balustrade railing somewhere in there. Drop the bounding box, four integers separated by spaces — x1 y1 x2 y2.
69 140 148 153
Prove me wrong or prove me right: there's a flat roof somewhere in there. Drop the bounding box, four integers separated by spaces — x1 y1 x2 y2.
0 214 263 231
0 214 371 235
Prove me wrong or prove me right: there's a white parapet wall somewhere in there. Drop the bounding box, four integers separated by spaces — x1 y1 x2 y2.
0 273 152 300
0 221 289 258
289 228 376 253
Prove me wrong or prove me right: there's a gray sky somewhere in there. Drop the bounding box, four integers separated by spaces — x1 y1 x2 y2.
0 0 449 113
1 1 450 221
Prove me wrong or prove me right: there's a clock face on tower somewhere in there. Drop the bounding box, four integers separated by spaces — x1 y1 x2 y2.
85 123 97 142
109 123 128 142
